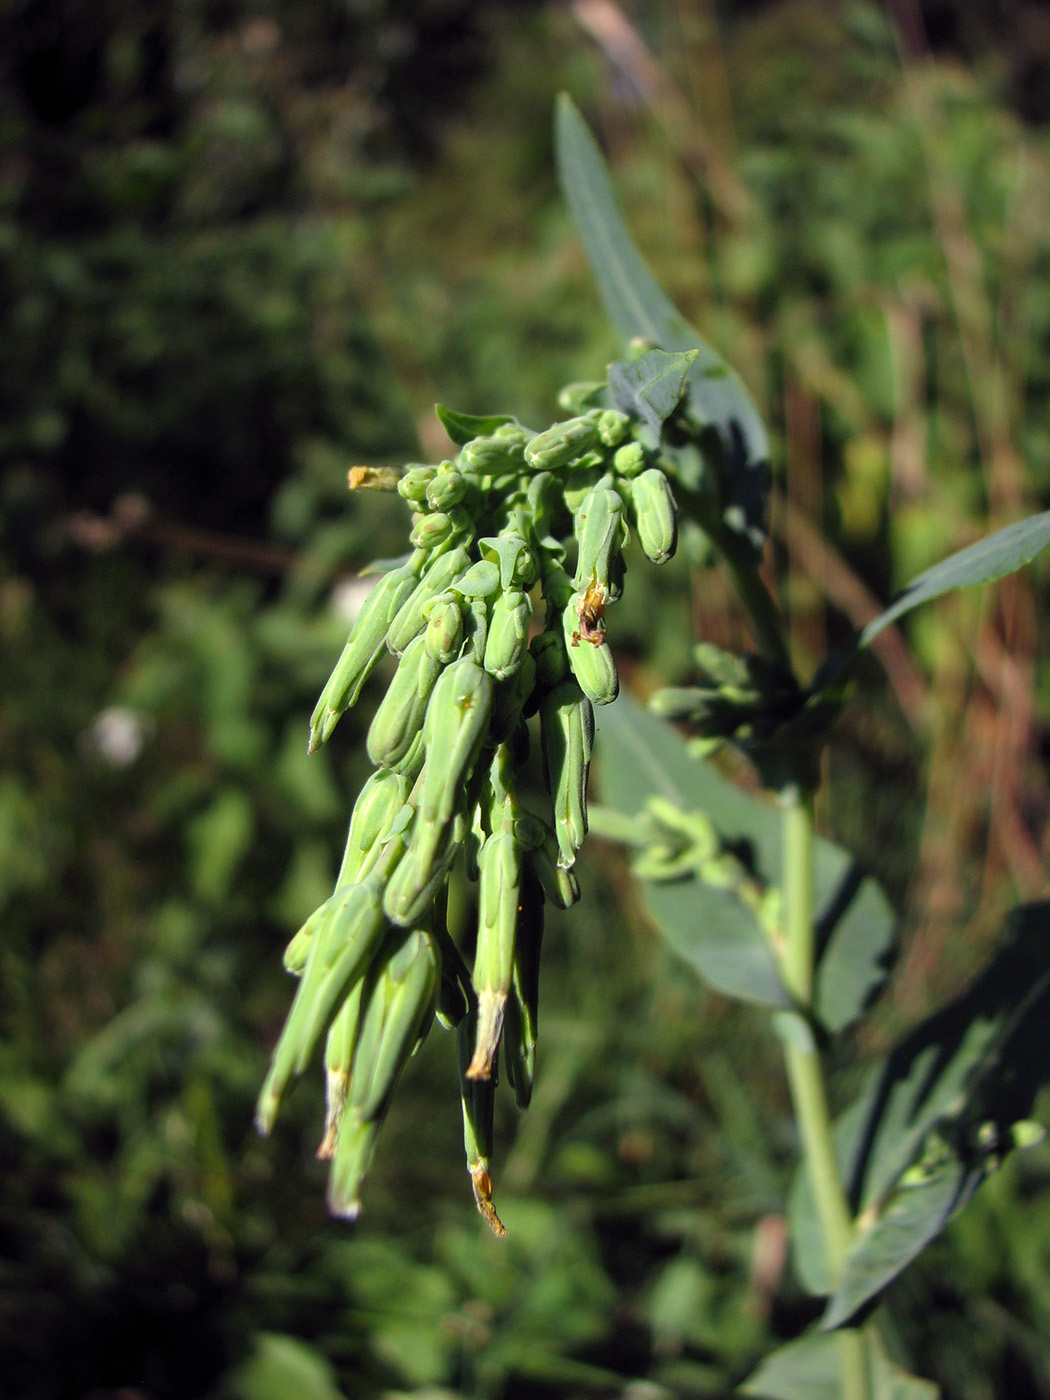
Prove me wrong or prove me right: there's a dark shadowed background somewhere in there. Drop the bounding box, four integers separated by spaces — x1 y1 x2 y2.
4 2 1050 1396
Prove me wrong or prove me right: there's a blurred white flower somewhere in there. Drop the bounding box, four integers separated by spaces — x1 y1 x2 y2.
330 574 378 625
84 707 151 767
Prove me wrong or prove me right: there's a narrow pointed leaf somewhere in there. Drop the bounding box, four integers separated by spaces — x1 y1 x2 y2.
435 403 516 445
821 1153 983 1331
555 94 770 553
816 510 1050 689
860 510 1050 648
818 902 1050 1327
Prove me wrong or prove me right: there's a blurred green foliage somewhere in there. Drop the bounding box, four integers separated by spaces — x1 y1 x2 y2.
4 1 1050 1397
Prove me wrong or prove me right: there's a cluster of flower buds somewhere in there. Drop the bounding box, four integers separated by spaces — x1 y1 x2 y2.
649 643 801 753
258 373 686 1230
588 794 779 935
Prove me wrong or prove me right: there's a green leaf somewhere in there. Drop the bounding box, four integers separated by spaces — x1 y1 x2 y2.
329 1236 458 1385
814 866 897 1034
594 693 894 1020
555 94 770 554
816 511 1050 689
821 902 1050 1328
821 1151 983 1332
434 403 516 445
860 511 1050 646
740 1330 842 1400
230 1333 347 1400
607 348 698 447
740 1327 938 1400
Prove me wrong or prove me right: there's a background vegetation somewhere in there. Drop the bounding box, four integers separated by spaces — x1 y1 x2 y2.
4 1 1050 1396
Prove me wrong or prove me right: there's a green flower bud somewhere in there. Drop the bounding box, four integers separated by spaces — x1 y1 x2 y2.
423 593 464 664
562 467 611 514
309 563 419 752
458 1015 505 1236
382 661 493 929
529 629 567 689
477 739 516 813
419 659 493 831
461 429 529 475
387 546 472 654
467 826 521 1080
563 597 619 705
503 866 543 1110
335 768 412 887
524 414 601 471
296 878 393 1069
525 471 560 540
326 1107 381 1220
409 506 472 552
318 980 364 1159
256 876 388 1134
381 819 459 929
540 558 574 611
483 587 531 680
461 595 490 664
349 927 440 1120
540 681 594 868
489 651 536 745
425 469 467 511
597 409 631 448
397 465 439 508
367 633 442 769
573 486 627 595
522 816 581 908
613 440 648 478
572 638 619 706
629 468 678 564
282 896 334 976
388 725 427 780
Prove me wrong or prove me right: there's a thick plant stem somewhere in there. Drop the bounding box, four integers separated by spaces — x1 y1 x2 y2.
779 787 871 1400
780 790 817 1005
718 530 792 673
688 497 792 672
715 525 792 672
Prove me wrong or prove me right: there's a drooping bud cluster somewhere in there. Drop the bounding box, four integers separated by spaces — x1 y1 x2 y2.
588 793 779 935
258 360 690 1230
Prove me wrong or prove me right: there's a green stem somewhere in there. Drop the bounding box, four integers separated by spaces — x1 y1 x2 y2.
685 494 792 672
779 787 871 1400
686 495 867 1395
718 526 792 673
780 790 816 1005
